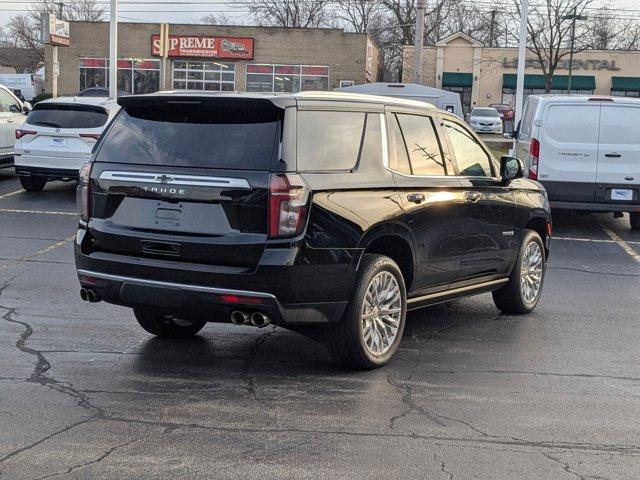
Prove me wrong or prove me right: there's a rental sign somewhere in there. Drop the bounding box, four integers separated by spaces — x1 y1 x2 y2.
151 35 254 59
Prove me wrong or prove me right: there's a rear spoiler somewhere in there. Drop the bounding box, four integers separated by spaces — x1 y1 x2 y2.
117 93 295 110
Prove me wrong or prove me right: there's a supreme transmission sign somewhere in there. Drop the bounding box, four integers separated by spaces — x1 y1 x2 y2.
151 35 254 59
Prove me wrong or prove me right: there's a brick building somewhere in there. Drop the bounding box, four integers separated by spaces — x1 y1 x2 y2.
44 22 380 96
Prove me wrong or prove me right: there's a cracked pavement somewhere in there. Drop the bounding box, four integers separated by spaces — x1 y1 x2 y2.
0 173 639 479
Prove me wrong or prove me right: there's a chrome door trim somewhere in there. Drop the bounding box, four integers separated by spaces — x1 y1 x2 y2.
98 171 251 189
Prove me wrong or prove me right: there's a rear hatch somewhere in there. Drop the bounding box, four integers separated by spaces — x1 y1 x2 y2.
594 103 640 204
86 95 282 271
21 103 108 158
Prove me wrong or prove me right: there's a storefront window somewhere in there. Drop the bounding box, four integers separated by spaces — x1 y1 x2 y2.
78 57 160 94
611 90 640 97
502 87 593 105
246 64 330 93
172 61 235 91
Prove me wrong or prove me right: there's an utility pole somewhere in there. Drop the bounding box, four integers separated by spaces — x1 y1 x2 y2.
514 0 529 128
489 10 497 47
412 0 426 84
55 2 64 18
562 7 587 93
109 0 117 98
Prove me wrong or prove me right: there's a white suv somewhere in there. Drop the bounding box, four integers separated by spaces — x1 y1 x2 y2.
14 97 119 191
0 84 29 168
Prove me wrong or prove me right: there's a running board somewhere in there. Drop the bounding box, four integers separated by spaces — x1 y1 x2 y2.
407 278 508 310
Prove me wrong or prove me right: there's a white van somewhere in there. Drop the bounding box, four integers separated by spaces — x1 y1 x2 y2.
515 95 640 230
0 74 45 103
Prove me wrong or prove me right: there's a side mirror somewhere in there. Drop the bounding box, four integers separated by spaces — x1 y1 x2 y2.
22 102 32 114
500 156 523 183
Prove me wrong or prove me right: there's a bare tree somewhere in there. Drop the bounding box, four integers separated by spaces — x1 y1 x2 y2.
333 0 382 34
200 13 241 25
514 0 596 93
243 0 326 28
584 7 640 51
0 0 106 64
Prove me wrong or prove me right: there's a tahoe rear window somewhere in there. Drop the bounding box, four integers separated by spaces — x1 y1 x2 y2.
95 102 281 170
26 104 108 129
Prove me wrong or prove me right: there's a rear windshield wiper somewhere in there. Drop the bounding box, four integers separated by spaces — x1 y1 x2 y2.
33 121 63 128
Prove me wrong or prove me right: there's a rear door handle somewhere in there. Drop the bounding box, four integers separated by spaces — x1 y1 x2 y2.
6 119 14 123
605 153 621 158
465 191 482 203
407 193 425 204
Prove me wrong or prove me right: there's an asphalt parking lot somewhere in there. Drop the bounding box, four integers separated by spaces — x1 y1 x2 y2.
0 170 639 479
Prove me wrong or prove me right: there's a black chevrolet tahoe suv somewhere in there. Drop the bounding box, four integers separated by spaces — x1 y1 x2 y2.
75 92 552 369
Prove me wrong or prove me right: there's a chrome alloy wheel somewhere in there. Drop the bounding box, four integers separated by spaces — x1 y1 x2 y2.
361 271 403 356
520 241 544 304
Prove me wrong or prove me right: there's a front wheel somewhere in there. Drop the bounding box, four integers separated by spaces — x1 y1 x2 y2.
493 230 546 314
325 254 407 369
630 213 640 231
134 308 207 338
19 176 46 192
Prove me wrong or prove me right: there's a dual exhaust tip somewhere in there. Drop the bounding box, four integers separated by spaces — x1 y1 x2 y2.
230 311 271 328
79 287 101 303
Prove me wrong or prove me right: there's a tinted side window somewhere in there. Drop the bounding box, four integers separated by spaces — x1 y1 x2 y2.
396 114 446 176
443 120 493 177
387 113 411 175
520 98 538 139
27 104 108 129
297 111 365 171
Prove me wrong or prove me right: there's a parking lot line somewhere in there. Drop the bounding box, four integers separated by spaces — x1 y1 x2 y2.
0 234 75 273
600 227 640 264
554 236 640 246
0 190 22 201
0 208 76 216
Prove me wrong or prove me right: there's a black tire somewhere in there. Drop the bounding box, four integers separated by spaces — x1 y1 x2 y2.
325 254 407 369
493 230 546 314
134 307 207 338
630 213 640 231
19 176 46 192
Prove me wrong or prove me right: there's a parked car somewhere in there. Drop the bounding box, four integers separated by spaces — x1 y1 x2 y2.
468 107 503 134
0 84 30 168
0 73 44 103
77 87 127 97
489 103 515 121
74 91 551 369
514 94 640 230
13 96 120 191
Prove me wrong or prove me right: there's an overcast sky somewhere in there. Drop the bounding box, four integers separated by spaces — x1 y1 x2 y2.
1 0 638 30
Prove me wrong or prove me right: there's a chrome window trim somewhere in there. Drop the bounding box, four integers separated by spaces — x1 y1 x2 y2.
77 270 277 300
98 171 251 189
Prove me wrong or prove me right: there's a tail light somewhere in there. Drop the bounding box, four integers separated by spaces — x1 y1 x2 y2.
529 138 540 180
268 173 310 239
77 163 92 222
15 129 37 140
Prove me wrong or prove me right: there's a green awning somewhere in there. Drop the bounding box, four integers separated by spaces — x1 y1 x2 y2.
443 72 473 88
611 76 640 92
503 74 595 90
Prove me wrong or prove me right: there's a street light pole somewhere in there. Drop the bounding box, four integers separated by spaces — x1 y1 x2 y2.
514 0 529 128
109 0 118 99
562 7 587 94
412 0 426 84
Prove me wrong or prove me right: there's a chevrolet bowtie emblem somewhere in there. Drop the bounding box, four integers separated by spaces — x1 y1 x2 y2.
156 174 174 183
